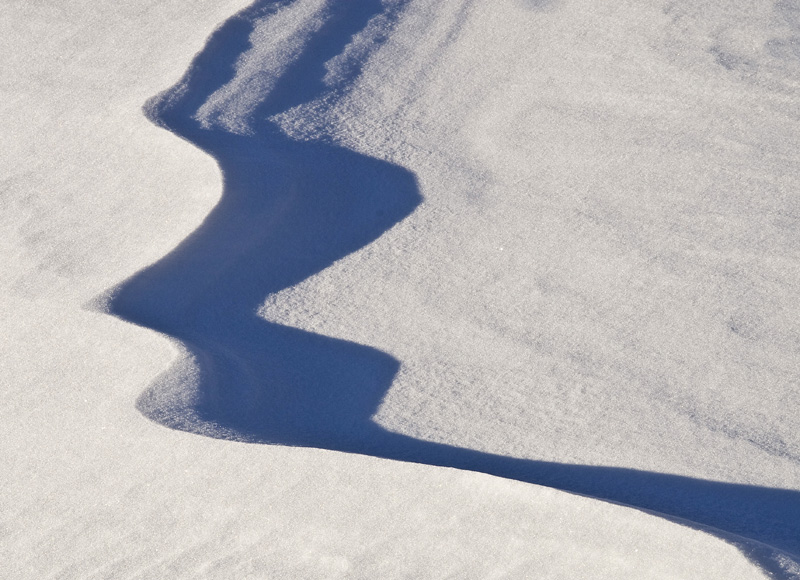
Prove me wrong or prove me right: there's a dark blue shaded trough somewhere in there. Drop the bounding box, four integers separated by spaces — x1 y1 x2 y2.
103 0 800 568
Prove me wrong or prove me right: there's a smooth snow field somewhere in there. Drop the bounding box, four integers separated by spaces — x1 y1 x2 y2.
3 0 800 578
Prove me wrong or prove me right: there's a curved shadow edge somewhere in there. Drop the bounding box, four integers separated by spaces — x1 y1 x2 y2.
94 0 800 573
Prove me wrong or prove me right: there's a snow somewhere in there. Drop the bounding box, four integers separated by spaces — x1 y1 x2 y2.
3 0 800 577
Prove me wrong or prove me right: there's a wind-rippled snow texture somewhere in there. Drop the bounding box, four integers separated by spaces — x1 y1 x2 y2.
13 0 796 576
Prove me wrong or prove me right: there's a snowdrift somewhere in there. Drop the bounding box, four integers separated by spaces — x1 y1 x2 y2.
3 0 800 577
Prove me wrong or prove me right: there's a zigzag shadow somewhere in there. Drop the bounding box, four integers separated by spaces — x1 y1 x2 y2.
102 0 800 570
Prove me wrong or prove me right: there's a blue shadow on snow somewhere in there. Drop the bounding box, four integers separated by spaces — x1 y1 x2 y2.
103 0 800 564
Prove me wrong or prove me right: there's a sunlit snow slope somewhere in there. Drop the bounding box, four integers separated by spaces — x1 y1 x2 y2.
3 0 800 578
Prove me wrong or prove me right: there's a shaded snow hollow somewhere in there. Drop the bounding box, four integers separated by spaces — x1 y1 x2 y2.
3 0 800 578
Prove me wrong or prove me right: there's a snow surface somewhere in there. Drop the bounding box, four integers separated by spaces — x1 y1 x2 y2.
3 0 800 577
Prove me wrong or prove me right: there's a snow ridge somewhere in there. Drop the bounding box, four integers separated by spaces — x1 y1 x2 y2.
102 0 800 570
